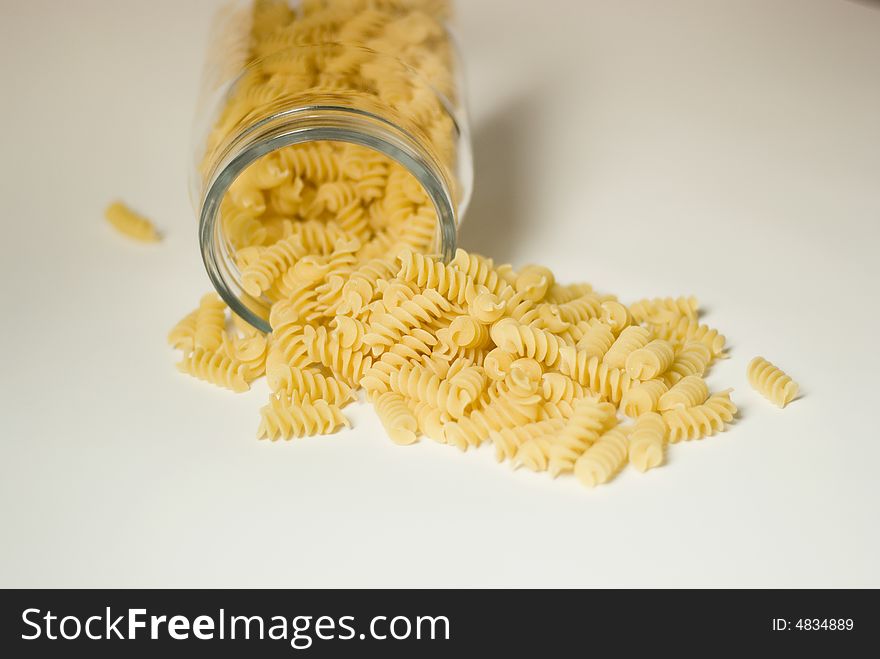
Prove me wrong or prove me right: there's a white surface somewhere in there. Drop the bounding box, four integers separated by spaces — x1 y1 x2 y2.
1 0 879 587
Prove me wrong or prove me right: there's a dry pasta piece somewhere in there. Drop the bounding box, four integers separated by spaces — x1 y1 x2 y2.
397 249 477 305
490 418 566 463
468 291 506 324
490 319 567 369
177 348 250 393
654 317 726 357
483 347 515 381
574 427 629 488
629 296 698 325
603 326 652 370
374 392 419 445
445 394 542 451
194 293 227 352
241 234 308 297
545 399 618 476
105 201 161 242
258 396 350 441
747 357 799 408
452 249 511 297
620 379 669 417
409 401 446 443
167 310 198 351
658 375 709 411
504 358 543 397
628 412 668 473
600 301 632 335
278 366 355 407
662 341 713 387
625 339 676 380
224 333 268 379
663 390 737 443
575 320 616 359
558 349 636 404
540 373 592 405
515 265 554 302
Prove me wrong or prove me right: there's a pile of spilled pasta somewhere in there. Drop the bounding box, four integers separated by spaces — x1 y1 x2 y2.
110 0 801 490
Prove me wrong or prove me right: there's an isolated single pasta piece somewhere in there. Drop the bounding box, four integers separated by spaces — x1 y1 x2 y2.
105 201 161 242
747 357 799 408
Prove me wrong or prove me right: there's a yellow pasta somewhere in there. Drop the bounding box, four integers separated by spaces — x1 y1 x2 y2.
177 348 250 393
164 0 800 490
490 319 567 369
105 201 161 243
194 293 227 352
628 412 667 473
620 379 669 418
662 341 713 387
658 375 709 411
629 296 698 325
490 418 566 464
574 427 629 488
748 357 799 408
257 396 350 441
546 399 618 476
374 392 419 445
625 339 676 380
603 326 652 370
663 390 738 443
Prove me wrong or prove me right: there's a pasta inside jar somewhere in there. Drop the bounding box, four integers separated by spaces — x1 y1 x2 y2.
193 0 473 331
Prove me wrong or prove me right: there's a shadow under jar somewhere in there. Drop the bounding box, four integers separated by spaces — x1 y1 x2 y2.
192 0 473 332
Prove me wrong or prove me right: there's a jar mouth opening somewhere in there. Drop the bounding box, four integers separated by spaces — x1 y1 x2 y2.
199 105 458 333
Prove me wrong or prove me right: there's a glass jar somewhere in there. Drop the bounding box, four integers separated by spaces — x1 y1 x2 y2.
191 0 473 332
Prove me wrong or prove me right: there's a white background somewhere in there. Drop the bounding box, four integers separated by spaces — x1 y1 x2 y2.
1 0 879 587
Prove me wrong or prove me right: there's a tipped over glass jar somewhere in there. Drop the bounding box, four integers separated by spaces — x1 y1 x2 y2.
191 0 473 331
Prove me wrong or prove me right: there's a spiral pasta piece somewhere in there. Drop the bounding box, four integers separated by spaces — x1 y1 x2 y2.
558 349 636 404
451 249 511 297
194 293 227 352
625 339 676 380
257 396 350 441
504 358 543 397
573 427 629 488
515 265 554 302
445 394 541 451
278 366 355 407
105 201 161 242
600 301 632 335
397 249 476 305
629 296 698 325
490 319 567 368
603 326 652 370
575 320 616 360
540 372 591 405
663 390 737 443
177 348 250 393
747 357 799 408
409 400 446 443
374 392 419 445
305 326 373 385
654 317 726 357
620 379 669 418
661 341 713 387
628 412 667 473
546 399 618 476
658 375 709 411
168 310 198 352
442 315 491 350
241 234 308 297
490 418 566 463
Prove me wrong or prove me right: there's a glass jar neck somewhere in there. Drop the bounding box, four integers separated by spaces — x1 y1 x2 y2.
198 104 459 333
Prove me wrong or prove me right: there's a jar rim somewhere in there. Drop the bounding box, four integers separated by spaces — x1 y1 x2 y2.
199 104 459 333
